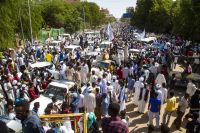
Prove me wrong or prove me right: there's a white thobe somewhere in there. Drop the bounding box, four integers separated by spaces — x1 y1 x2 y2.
106 72 112 82
156 89 164 104
138 88 149 113
90 75 98 83
60 64 67 79
4 83 15 101
149 66 157 76
186 82 197 97
155 73 166 86
84 93 96 112
80 64 89 84
111 80 120 95
0 100 6 115
160 87 168 104
119 87 126 111
122 67 129 79
133 81 143 106
144 69 150 80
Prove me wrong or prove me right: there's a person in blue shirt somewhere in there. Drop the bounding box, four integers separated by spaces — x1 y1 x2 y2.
15 100 45 133
101 93 109 117
59 51 64 62
127 74 135 101
148 92 161 129
186 112 200 133
76 50 81 61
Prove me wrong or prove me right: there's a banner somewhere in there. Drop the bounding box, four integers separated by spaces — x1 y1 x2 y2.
106 23 114 41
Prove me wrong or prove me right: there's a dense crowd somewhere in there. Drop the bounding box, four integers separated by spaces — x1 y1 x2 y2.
0 23 199 133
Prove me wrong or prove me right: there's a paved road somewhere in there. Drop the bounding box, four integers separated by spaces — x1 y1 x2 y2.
127 88 189 133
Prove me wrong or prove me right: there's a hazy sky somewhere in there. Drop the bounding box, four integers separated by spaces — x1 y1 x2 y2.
86 0 137 18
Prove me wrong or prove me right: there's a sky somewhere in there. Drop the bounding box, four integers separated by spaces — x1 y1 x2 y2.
86 0 137 18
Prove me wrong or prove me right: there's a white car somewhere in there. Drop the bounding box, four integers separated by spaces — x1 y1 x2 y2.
0 116 22 133
65 45 82 54
61 33 71 40
98 40 112 51
30 80 75 115
91 59 116 74
49 40 62 51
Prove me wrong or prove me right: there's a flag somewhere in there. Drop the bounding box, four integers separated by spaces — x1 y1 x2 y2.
136 29 145 41
140 29 145 39
106 23 114 41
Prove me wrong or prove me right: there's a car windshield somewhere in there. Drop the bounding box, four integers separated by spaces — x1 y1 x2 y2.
100 44 108 49
96 61 109 68
44 85 66 101
49 43 59 47
65 48 73 53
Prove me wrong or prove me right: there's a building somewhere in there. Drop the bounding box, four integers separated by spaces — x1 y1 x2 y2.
100 8 110 15
121 7 134 21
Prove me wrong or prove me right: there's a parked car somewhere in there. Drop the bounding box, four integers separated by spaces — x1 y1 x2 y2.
30 80 75 115
49 40 62 51
0 116 22 133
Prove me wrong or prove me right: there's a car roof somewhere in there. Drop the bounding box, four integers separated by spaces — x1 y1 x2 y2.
61 33 70 36
65 45 81 49
129 49 140 53
49 80 75 90
51 40 62 43
86 52 100 56
30 61 51 68
0 116 22 132
100 41 112 45
98 60 113 64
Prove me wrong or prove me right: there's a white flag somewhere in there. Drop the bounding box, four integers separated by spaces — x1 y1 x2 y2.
140 29 145 39
136 29 145 41
106 23 114 41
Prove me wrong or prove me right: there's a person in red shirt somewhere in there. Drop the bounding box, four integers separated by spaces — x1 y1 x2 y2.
13 72 20 81
28 82 38 101
116 66 123 80
41 77 48 90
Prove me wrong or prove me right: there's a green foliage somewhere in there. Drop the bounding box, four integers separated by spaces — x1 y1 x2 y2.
131 0 200 41
74 2 109 29
0 0 116 50
0 0 18 50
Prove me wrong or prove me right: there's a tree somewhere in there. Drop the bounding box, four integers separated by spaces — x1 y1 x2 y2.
42 0 82 33
74 2 109 29
131 0 200 41
0 0 18 50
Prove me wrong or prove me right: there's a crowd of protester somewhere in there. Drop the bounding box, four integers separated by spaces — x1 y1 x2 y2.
0 23 199 133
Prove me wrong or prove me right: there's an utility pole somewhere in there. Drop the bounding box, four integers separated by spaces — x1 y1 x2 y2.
83 0 87 32
18 0 25 42
28 0 33 45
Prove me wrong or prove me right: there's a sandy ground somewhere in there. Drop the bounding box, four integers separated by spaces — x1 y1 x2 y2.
127 87 189 133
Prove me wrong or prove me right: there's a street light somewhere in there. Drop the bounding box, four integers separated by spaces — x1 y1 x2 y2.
83 0 86 32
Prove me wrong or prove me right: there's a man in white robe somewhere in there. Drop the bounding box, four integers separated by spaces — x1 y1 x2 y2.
118 83 126 112
83 89 96 112
133 77 144 106
111 76 120 95
4 80 15 102
0 94 6 116
138 87 149 113
60 61 67 80
80 63 89 84
186 80 197 97
155 84 164 105
155 72 166 86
